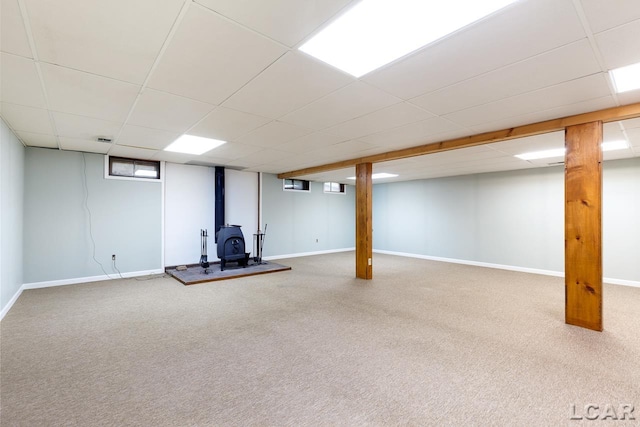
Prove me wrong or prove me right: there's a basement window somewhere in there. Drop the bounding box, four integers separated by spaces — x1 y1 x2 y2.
283 179 310 192
323 182 346 194
105 156 162 181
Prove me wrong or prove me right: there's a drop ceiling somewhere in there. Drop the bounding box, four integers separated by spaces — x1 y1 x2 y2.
1 0 639 185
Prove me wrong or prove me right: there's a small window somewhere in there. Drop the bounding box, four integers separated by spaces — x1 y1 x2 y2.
283 179 310 192
323 182 346 194
107 156 161 180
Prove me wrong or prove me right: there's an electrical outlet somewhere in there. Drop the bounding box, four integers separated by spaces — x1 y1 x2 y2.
112 254 116 261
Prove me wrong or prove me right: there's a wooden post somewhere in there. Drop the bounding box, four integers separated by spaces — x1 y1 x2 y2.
565 121 603 331
356 163 372 279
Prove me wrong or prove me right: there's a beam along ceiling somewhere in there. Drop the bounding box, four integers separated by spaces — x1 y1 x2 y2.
1 0 640 184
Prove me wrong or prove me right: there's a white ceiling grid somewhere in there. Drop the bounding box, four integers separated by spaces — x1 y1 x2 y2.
1 0 639 184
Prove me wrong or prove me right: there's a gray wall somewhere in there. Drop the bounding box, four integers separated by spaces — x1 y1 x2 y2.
23 148 162 283
373 158 640 282
262 173 355 257
1 119 25 313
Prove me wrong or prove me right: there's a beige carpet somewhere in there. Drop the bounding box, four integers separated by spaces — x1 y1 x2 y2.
1 253 639 426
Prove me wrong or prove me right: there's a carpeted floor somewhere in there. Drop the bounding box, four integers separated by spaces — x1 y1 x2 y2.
1 252 638 426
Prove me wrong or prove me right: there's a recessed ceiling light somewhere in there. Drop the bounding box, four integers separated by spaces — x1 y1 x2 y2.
610 62 640 93
347 173 399 180
515 148 566 160
164 135 226 155
602 140 629 151
299 0 517 77
515 140 629 160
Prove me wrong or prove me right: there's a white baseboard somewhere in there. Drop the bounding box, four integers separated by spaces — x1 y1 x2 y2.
373 249 640 289
21 268 165 290
0 286 24 321
1 268 164 321
264 247 354 261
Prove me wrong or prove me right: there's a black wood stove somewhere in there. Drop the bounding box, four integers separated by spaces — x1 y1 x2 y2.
216 225 248 271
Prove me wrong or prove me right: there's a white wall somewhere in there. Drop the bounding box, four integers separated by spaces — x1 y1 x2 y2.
23 148 163 284
0 119 25 316
225 169 259 241
164 163 215 266
261 173 355 257
373 158 640 283
164 165 259 266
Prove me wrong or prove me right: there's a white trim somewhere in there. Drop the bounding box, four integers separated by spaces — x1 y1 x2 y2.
264 247 354 261
21 269 165 290
604 277 640 288
161 161 166 270
0 286 24 321
373 249 640 289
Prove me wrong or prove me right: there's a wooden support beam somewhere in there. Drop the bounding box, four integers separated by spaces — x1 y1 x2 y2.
278 102 640 179
355 163 372 280
565 121 603 331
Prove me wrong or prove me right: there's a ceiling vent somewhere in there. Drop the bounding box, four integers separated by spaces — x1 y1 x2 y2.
97 136 113 143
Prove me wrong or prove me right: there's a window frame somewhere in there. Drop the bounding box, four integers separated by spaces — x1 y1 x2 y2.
283 178 310 192
104 155 164 182
323 182 347 194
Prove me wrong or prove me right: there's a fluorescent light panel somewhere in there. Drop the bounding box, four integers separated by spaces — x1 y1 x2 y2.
347 173 399 180
610 62 640 93
602 140 629 151
515 140 629 160
299 0 517 77
515 148 565 160
164 135 226 155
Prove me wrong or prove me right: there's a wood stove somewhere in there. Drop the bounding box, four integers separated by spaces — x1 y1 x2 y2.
216 225 248 271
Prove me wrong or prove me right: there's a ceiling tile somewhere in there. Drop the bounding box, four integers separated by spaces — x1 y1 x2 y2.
151 150 199 164
361 116 463 148
223 51 354 119
325 102 434 140
444 74 611 127
281 81 400 130
308 139 379 159
469 96 617 134
603 122 626 143
274 131 346 154
15 131 57 148
616 88 640 106
595 19 640 69
363 0 585 99
0 53 46 107
59 137 111 154
489 132 564 155
200 142 257 161
24 0 184 84
41 63 140 122
580 0 640 33
107 145 157 160
52 112 122 141
410 40 601 115
116 125 180 150
236 121 313 148
188 107 271 142
128 89 215 133
0 102 52 134
1 0 32 57
627 128 640 150
229 148 292 169
147 5 287 105
621 118 640 130
194 0 355 47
